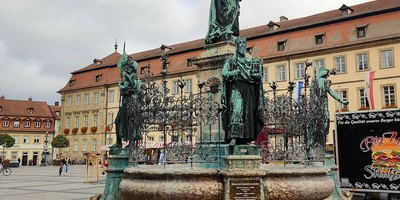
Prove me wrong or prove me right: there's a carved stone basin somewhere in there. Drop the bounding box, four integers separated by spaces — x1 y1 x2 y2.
119 164 334 200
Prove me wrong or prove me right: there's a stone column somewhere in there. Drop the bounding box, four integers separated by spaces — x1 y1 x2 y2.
101 147 129 200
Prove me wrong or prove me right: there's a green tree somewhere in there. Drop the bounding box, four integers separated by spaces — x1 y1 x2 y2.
0 133 15 148
51 135 70 148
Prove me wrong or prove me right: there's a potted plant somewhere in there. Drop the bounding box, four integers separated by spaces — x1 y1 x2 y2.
81 127 88 134
90 126 98 133
383 104 398 109
63 128 70 135
335 107 349 112
71 128 78 134
105 126 110 132
358 106 370 111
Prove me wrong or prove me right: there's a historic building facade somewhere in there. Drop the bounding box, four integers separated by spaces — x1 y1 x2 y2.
0 96 60 165
58 0 400 158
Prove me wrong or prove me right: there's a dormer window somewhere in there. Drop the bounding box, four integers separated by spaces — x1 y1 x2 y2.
44 120 51 129
2 119 9 128
69 80 75 87
24 120 31 128
267 21 280 32
13 120 20 128
27 108 34 114
315 34 325 45
95 75 102 82
93 58 103 66
277 40 286 51
187 58 193 67
339 4 353 16
356 24 368 38
246 46 253 54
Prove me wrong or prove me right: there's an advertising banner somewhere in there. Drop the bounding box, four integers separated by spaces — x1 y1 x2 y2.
336 109 400 192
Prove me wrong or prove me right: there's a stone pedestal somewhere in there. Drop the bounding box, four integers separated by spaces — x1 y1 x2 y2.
224 155 261 170
101 147 129 200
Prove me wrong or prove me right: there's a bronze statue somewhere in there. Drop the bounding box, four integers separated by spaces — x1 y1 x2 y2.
205 0 241 44
307 67 348 147
221 37 265 146
114 44 142 148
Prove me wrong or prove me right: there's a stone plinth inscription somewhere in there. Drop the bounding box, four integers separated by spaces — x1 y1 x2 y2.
229 179 261 200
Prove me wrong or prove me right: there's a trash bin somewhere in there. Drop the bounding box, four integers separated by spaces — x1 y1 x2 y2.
2 159 10 168
9 160 19 168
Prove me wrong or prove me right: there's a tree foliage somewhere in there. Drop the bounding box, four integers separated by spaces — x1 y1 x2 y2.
0 134 15 148
51 135 70 148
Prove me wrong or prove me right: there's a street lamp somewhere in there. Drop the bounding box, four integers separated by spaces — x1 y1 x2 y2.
2 143 6 162
43 119 50 167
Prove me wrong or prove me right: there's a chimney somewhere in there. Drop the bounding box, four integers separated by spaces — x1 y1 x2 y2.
0 95 4 99
280 16 288 22
55 101 59 106
28 97 32 101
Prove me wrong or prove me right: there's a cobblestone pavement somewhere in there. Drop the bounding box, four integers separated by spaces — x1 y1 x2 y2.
0 165 105 200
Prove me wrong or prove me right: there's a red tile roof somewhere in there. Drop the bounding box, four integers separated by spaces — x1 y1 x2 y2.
59 0 400 92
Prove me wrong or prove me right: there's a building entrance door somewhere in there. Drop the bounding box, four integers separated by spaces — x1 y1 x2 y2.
33 152 38 166
22 152 28 166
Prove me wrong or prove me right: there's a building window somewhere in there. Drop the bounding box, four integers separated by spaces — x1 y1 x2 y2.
335 56 346 74
109 90 114 103
94 92 99 104
358 88 369 108
44 121 51 129
84 115 88 127
108 112 114 125
383 85 396 106
277 65 286 81
357 26 366 37
75 116 79 128
336 89 348 110
381 49 393 68
65 147 69 152
69 80 75 87
24 121 31 128
185 79 192 93
2 120 9 127
315 35 324 45
357 53 368 71
173 81 179 94
34 136 40 144
148 137 154 141
13 136 19 144
140 67 146 74
14 121 20 128
295 63 305 79
187 58 193 67
67 96 72 107
23 136 30 144
93 115 98 127
85 94 89 105
34 121 41 128
92 139 97 151
315 59 325 76
76 95 80 106
262 68 268 83
95 75 102 82
73 140 78 152
159 136 164 142
66 117 71 129
83 139 87 152
277 41 285 51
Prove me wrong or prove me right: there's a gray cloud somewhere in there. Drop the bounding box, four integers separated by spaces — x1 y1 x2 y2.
0 0 370 105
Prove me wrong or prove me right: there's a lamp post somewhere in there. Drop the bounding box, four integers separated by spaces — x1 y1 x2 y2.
43 119 50 167
2 143 6 162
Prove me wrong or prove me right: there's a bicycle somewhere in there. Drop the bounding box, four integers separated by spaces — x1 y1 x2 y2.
0 166 12 176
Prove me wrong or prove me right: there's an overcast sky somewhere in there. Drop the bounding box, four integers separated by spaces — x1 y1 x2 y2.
0 0 371 105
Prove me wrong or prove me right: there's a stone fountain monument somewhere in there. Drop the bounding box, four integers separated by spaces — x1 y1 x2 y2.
99 1 340 200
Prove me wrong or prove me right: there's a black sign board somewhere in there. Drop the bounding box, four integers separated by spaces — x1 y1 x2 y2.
336 109 400 192
229 179 261 200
